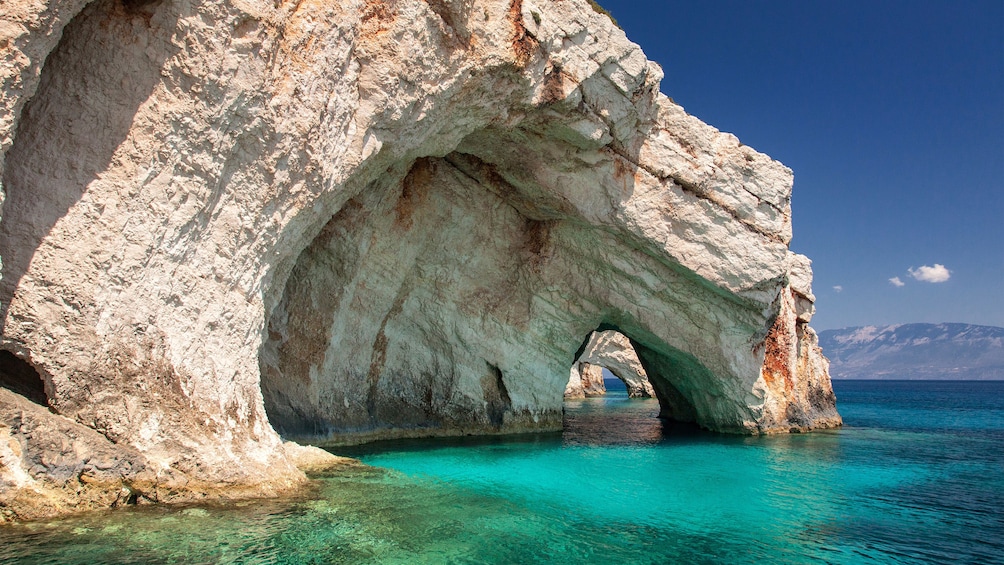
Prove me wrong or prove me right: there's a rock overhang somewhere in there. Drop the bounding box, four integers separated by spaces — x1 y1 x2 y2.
0 0 840 521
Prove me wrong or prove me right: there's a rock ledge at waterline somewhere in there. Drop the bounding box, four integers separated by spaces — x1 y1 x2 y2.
0 0 840 521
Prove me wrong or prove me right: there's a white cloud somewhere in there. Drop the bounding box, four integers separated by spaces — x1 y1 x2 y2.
889 277 905 287
908 264 951 283
833 285 843 293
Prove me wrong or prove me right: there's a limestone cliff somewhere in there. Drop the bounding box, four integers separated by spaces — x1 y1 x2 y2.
0 0 840 520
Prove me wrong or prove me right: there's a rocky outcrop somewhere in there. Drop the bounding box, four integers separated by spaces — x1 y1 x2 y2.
0 387 323 522
0 0 839 520
566 362 606 398
565 330 654 398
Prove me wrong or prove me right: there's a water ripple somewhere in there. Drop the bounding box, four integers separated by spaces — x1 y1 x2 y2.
2 382 1002 564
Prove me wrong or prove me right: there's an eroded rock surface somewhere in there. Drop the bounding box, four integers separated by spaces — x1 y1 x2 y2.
1 0 840 520
566 362 602 398
565 362 606 398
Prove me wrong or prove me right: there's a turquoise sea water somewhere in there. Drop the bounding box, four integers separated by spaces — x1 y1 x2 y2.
2 380 1002 564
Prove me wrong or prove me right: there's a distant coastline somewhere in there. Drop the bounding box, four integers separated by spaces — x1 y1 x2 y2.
819 323 1004 380
831 377 1004 381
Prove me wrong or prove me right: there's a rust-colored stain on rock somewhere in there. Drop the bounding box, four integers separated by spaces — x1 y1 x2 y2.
509 0 538 66
761 294 795 396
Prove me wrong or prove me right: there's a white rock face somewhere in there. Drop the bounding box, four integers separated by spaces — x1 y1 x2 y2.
565 330 654 398
565 362 607 398
0 0 840 519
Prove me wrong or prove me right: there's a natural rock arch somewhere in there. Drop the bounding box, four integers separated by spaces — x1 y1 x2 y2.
1 0 840 520
565 330 655 399
255 131 806 444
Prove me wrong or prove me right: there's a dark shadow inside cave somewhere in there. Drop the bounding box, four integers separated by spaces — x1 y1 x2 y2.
0 350 50 407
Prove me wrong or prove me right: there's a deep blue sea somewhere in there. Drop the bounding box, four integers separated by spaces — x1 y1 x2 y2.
2 380 1002 564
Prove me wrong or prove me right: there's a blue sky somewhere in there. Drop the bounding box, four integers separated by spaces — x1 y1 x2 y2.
598 0 1004 330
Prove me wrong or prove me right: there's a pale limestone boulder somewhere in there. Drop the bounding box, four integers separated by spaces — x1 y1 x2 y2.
0 0 840 519
580 364 607 396
0 387 302 523
282 441 359 473
564 365 585 399
566 362 607 398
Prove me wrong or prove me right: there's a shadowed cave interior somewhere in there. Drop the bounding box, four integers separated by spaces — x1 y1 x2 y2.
0 350 49 408
259 148 720 446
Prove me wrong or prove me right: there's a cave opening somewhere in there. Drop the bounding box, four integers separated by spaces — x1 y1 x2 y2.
258 153 581 445
0 350 50 408
564 329 655 400
560 328 673 445
562 324 714 436
259 113 741 445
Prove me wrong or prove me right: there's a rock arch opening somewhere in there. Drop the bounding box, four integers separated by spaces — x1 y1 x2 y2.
258 148 745 444
255 25 840 443
564 330 655 399
258 108 788 444
561 325 715 430
260 153 571 444
0 350 49 407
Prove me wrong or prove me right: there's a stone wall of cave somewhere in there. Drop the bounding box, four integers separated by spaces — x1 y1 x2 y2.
260 144 763 445
0 0 840 520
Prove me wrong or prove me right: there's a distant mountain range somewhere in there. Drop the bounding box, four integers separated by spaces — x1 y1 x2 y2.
818 323 1004 380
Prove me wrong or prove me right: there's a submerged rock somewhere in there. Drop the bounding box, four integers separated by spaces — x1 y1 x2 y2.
0 0 840 519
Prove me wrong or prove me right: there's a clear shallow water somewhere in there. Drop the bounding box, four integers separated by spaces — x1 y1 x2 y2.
2 380 1002 564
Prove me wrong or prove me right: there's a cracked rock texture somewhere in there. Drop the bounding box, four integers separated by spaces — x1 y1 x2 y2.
0 0 840 520
565 330 654 398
